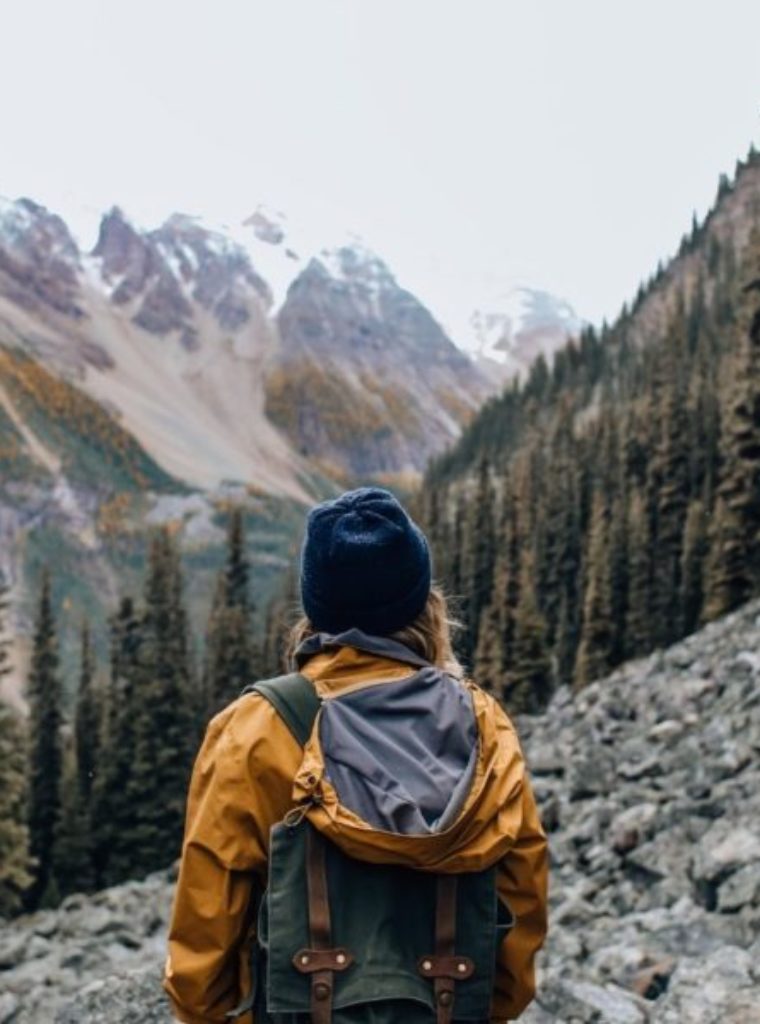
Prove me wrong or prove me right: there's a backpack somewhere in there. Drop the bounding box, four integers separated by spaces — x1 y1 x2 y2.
231 671 513 1024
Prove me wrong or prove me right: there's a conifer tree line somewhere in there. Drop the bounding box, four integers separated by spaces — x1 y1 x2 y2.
0 575 33 917
0 507 285 915
421 156 760 713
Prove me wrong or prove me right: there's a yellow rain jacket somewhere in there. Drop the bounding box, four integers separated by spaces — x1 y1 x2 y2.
164 635 548 1023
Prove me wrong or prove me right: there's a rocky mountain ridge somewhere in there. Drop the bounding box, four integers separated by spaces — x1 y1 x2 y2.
2 594 759 1022
0 196 495 491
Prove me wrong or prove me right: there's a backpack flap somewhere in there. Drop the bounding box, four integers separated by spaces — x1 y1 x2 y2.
263 819 499 1021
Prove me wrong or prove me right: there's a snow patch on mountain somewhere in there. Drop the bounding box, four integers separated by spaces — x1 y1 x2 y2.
467 286 586 380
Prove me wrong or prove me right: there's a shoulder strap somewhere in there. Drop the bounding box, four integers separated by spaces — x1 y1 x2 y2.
242 672 321 747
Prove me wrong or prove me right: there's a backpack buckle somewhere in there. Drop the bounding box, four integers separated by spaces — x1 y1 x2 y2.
292 947 355 973
417 954 475 979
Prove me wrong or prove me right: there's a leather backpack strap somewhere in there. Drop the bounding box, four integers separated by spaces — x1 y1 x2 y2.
291 827 354 1024
417 875 475 1024
243 671 322 747
307 827 336 1024
434 876 457 1024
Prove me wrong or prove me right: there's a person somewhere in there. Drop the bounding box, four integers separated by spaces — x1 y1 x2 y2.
163 486 548 1023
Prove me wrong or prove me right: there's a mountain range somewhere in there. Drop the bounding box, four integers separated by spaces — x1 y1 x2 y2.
0 195 580 700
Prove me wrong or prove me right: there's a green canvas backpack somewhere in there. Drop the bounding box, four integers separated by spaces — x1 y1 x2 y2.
232 672 513 1024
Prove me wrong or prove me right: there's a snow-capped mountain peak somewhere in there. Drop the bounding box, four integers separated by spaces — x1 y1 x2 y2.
468 286 585 379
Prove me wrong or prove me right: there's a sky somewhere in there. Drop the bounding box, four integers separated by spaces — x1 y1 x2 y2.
2 0 760 341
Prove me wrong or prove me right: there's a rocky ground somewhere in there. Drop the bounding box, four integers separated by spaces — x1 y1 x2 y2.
0 872 173 1023
520 598 760 1023
2 599 760 1021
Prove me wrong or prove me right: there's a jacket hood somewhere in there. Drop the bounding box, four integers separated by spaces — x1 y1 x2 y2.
292 630 528 873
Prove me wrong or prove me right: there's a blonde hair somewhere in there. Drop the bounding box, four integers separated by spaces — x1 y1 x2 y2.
285 583 464 677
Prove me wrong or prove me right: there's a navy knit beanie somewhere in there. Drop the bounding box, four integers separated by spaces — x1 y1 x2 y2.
300 487 432 635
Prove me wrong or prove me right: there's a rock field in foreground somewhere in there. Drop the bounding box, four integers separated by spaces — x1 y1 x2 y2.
2 600 760 1021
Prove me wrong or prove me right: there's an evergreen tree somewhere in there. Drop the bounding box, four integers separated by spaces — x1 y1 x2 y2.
689 325 721 510
554 590 577 687
448 491 468 615
52 744 95 898
204 508 259 715
225 507 252 610
472 601 504 695
624 488 653 657
504 548 553 713
91 596 143 886
681 497 709 632
462 457 497 665
705 233 760 618
0 575 10 683
537 414 584 683
607 492 629 668
26 570 64 907
0 703 32 916
574 491 614 688
651 341 691 646
127 528 199 878
261 562 299 676
74 621 100 803
496 475 523 680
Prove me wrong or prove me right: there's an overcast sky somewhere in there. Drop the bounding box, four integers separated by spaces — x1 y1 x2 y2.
2 0 759 337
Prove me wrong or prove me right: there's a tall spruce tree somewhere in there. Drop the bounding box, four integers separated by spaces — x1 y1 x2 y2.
681 497 709 632
495 475 523 685
26 570 64 907
472 601 504 694
0 583 32 915
504 548 553 713
650 334 691 647
52 742 95 898
127 528 198 878
705 230 760 618
91 595 143 886
473 476 520 694
204 508 259 716
0 575 10 682
574 491 614 688
607 491 630 669
0 705 32 917
625 487 654 657
462 457 497 665
74 621 100 803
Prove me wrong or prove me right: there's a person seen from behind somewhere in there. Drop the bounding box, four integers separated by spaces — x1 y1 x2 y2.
164 486 548 1023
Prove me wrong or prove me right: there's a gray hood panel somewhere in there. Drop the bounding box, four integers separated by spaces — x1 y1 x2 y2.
319 666 478 836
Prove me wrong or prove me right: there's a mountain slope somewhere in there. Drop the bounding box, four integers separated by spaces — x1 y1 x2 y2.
419 148 760 706
0 202 312 502
268 247 491 478
0 200 494 495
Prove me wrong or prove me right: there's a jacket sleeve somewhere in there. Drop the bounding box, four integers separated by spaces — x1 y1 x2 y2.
163 694 302 1024
491 731 549 1020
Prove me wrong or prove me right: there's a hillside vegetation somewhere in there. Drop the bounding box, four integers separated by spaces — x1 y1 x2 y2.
0 347 178 493
420 148 760 711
